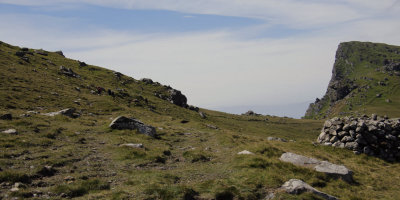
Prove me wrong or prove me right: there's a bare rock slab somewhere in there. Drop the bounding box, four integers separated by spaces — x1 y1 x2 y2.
281 179 339 200
280 152 353 182
110 116 157 137
237 150 254 155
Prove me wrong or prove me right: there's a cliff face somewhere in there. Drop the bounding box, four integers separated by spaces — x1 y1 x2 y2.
304 41 400 119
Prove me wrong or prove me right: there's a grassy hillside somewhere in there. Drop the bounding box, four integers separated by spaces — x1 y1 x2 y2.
305 41 400 119
1 41 400 199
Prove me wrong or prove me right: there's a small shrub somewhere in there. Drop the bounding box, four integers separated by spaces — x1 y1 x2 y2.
0 171 31 184
53 179 110 198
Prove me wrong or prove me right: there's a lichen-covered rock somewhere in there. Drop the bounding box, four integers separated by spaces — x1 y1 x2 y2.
281 179 339 200
280 152 353 182
109 116 157 137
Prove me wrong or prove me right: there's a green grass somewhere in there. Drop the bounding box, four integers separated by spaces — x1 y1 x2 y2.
0 41 400 199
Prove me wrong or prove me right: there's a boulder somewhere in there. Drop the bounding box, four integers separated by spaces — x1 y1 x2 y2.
281 179 339 200
141 78 153 84
168 89 188 107
314 161 353 182
109 116 157 137
279 152 319 167
280 152 353 182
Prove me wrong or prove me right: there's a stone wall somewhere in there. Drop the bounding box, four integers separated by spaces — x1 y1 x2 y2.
317 114 400 161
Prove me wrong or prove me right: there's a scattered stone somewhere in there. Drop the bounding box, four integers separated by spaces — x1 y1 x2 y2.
267 137 288 142
42 108 80 118
206 124 218 129
188 105 199 112
34 49 48 56
281 179 339 200
109 116 157 137
242 110 261 116
386 99 391 103
120 143 144 148
141 78 153 84
280 152 353 182
237 150 254 155
59 66 80 78
2 129 17 134
280 152 319 167
376 93 382 98
199 111 207 119
0 113 12 120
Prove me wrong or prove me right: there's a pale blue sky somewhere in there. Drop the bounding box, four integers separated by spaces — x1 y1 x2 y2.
0 0 399 118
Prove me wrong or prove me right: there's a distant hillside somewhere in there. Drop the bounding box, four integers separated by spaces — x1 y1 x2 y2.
305 41 400 119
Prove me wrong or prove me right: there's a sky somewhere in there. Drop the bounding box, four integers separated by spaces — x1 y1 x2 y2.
0 0 399 118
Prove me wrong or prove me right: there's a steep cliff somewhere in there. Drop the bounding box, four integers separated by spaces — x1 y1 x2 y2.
305 41 400 119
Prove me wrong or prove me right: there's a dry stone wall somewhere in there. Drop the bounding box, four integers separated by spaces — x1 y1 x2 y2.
317 114 400 161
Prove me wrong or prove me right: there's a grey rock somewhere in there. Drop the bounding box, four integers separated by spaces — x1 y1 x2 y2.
280 152 319 167
237 150 254 155
281 179 339 200
42 108 79 118
324 120 333 128
345 142 358 150
168 89 188 107
323 142 333 146
330 136 339 143
109 116 157 137
372 114 377 120
341 136 353 143
342 124 350 131
120 143 144 148
2 129 17 134
141 78 153 84
199 111 207 119
268 137 288 142
59 66 80 78
338 131 348 138
314 161 353 182
55 50 64 57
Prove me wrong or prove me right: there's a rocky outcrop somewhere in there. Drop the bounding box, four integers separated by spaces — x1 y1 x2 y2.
281 179 339 200
305 43 358 119
242 110 261 116
109 116 157 137
280 152 353 182
317 115 400 161
59 66 80 78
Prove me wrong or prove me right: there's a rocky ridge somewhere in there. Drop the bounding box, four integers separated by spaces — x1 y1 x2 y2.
305 42 400 119
317 114 400 161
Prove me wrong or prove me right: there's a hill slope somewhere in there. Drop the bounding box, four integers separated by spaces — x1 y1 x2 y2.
305 41 400 119
1 41 400 199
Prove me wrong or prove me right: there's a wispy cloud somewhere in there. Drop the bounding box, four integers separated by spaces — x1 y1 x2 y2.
0 0 399 117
